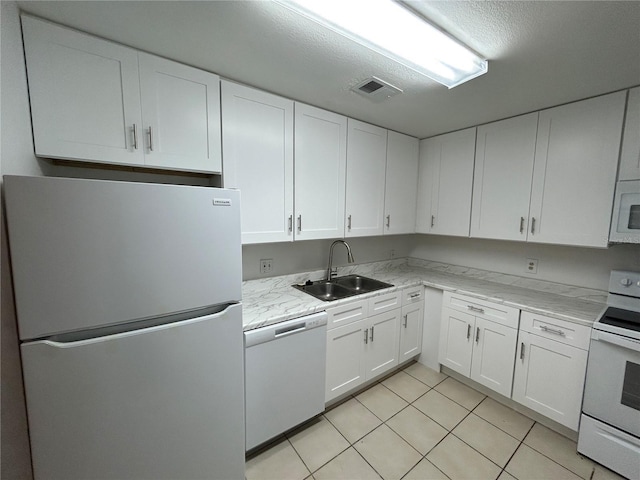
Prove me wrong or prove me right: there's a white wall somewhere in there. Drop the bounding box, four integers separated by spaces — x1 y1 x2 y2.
242 235 414 280
411 234 640 291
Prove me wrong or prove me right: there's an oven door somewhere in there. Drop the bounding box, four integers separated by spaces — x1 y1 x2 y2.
582 329 640 437
609 180 640 243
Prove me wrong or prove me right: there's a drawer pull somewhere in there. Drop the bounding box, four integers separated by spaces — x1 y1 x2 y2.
467 324 471 340
475 327 480 344
467 305 485 314
409 293 420 299
364 328 368 345
520 342 525 360
540 325 566 336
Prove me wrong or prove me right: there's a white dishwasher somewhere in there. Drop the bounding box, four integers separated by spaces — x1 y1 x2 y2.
244 311 328 451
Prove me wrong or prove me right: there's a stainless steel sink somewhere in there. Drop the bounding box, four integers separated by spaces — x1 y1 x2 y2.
332 275 393 293
293 275 393 301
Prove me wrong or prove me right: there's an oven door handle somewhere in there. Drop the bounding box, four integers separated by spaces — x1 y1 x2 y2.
593 330 640 353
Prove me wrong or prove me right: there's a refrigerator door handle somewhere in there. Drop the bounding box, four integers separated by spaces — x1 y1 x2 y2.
32 303 240 347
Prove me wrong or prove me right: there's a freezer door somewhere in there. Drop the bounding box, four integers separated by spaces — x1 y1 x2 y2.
21 303 245 480
4 175 241 339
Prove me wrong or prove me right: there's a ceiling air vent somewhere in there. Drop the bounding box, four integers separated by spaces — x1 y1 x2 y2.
352 77 402 102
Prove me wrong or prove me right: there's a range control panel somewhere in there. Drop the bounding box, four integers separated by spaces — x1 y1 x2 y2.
609 270 640 299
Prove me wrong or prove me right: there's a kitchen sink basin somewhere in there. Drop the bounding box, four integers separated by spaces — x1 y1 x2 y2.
332 275 393 293
293 275 393 302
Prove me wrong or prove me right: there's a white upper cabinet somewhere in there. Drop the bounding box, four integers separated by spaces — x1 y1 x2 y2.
221 81 294 244
528 91 626 247
383 131 419 235
22 15 144 167
138 53 221 173
470 113 538 241
417 128 476 236
294 104 347 240
21 15 221 173
345 119 388 237
619 87 640 181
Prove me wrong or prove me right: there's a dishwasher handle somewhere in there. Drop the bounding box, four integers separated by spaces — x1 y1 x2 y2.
244 312 328 348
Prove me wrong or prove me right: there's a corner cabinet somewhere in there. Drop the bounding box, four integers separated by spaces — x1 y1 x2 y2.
416 128 476 236
22 15 221 174
438 292 519 398
619 87 640 181
384 132 419 235
512 312 590 431
345 120 388 237
221 81 294 244
294 104 347 240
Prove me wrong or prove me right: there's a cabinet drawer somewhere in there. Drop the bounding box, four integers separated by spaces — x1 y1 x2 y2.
402 286 424 306
443 292 520 328
520 311 591 350
326 299 368 329
369 291 402 315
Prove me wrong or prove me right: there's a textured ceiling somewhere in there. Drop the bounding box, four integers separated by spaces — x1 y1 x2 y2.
16 0 640 138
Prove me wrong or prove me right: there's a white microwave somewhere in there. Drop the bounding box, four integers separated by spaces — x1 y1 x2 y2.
610 180 640 243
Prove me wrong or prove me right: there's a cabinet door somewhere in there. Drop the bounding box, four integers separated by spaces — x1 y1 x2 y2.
438 308 473 377
21 15 144 166
399 302 424 364
416 128 476 236
470 318 517 397
512 331 588 431
619 87 640 181
365 310 401 380
139 53 221 173
325 320 366 402
528 92 626 247
294 104 347 240
221 81 294 244
470 113 538 241
345 119 388 237
384 131 419 235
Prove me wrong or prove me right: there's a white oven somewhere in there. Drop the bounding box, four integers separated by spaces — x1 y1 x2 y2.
578 271 640 480
610 180 640 243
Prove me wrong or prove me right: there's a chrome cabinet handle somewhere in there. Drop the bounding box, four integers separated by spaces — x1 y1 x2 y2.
386 215 390 228
520 217 525 234
431 215 435 228
409 293 420 299
403 314 408 328
467 324 471 340
520 342 525 360
540 325 566 336
148 126 154 151
288 215 293 233
364 328 368 344
531 217 536 234
347 215 352 230
370 325 374 342
475 327 480 343
132 124 138 150
297 215 302 232
468 305 485 314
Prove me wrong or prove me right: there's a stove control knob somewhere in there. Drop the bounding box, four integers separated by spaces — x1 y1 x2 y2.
620 278 633 287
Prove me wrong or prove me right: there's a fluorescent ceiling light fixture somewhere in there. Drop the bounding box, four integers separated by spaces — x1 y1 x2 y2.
274 0 488 88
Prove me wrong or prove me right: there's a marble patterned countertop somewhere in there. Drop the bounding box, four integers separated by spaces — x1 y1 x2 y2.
241 258 607 331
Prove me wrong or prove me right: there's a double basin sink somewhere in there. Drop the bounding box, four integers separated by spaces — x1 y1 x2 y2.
293 275 393 302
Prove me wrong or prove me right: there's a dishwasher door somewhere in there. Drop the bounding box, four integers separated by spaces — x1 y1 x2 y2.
245 312 327 451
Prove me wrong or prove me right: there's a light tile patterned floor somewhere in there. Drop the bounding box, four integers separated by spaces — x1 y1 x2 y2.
245 362 626 480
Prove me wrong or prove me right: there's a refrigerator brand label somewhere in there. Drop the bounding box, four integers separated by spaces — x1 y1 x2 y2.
213 198 232 207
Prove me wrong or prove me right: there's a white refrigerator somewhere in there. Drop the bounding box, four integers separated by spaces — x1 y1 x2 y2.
4 175 245 480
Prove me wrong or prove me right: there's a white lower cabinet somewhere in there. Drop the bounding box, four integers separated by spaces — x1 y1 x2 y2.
438 292 520 397
325 287 424 402
512 312 590 431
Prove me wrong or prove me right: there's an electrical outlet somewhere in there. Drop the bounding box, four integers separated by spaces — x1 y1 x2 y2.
260 258 273 274
526 258 538 274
